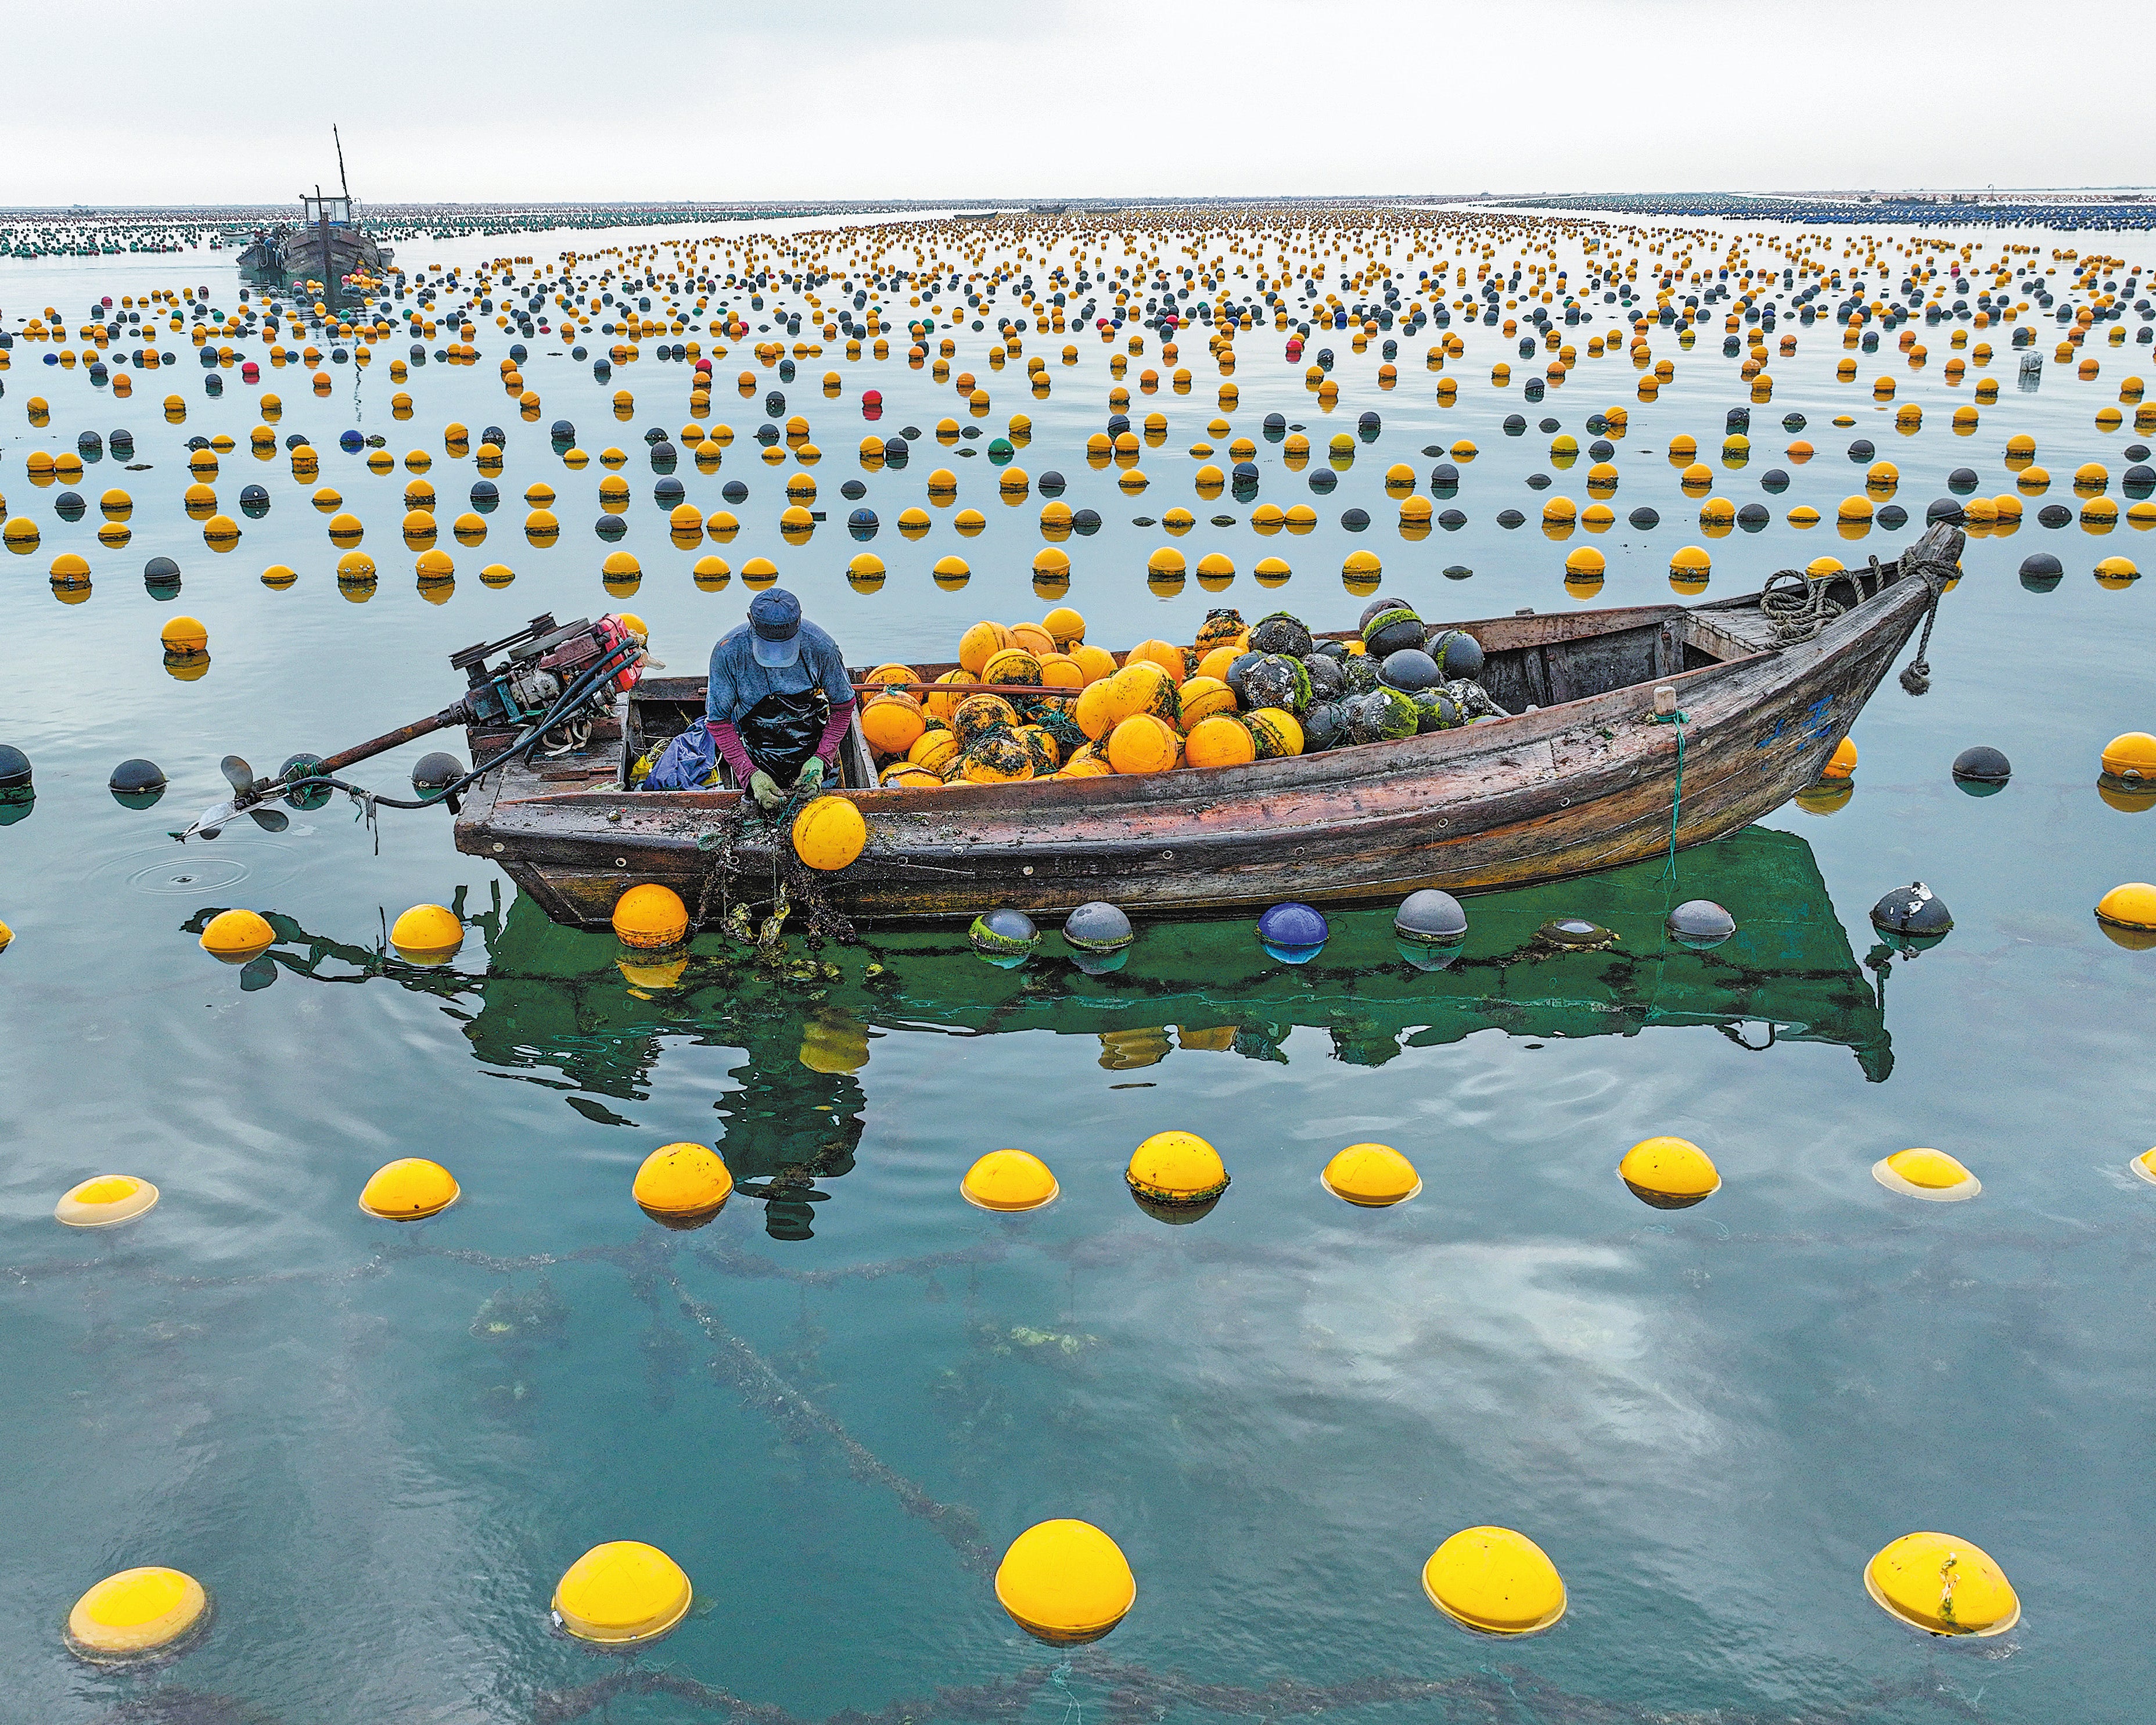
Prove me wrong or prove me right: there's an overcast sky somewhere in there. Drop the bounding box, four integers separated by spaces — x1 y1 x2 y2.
4 0 2148 207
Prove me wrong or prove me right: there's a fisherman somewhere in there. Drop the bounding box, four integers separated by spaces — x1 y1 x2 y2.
705 588 856 812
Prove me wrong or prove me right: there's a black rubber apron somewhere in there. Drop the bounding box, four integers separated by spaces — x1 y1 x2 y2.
736 687 830 785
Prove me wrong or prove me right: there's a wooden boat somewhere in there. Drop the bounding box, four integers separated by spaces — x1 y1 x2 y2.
453 525 1959 928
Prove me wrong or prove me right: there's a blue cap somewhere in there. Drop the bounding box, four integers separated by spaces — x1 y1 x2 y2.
749 588 802 667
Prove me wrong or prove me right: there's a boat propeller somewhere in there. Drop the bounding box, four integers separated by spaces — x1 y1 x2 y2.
170 614 649 845
182 756 293 839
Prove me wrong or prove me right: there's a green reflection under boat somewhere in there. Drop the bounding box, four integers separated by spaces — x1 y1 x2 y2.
190 825 1887 1234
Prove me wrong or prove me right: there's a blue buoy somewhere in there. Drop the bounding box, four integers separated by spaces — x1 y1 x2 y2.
339 429 364 453
1257 901 1328 964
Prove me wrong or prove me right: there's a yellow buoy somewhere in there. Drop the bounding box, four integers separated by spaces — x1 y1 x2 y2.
2095 882 2156 949
792 795 867 871
1422 1527 1566 1636
161 615 209 657
358 1158 461 1220
1617 1136 1720 1209
64 1566 211 1663
1319 1143 1421 1206
994 1520 1136 1644
1125 1129 1228 1220
1864 1532 2019 1637
552 1541 693 1645
633 1142 734 1227
55 1174 161 1228
1820 736 1858 780
389 904 463 964
2101 733 2156 779
198 907 274 964
1872 1148 1980 1202
962 1149 1060 1212
613 883 689 950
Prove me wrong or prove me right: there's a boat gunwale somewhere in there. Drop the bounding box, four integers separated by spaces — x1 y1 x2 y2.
472 601 1808 827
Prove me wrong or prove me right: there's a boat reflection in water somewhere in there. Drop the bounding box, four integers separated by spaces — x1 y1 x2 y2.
188 825 1888 1238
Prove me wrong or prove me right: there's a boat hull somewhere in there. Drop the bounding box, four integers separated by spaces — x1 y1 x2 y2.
455 548 1942 928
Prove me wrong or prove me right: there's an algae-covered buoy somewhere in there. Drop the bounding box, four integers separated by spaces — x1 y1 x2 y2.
633 1142 733 1228
199 908 275 964
1422 1526 1566 1636
969 907 1039 968
1062 900 1134 973
1618 1136 1720 1209
1864 1532 2018 1636
1872 1148 1980 1202
390 904 463 965
612 883 688 950
358 1157 460 1220
55 1174 160 1228
64 1566 210 1663
994 1520 1135 1644
1320 1143 1421 1206
552 1541 692 1645
962 1149 1060 1212
1126 1129 1228 1221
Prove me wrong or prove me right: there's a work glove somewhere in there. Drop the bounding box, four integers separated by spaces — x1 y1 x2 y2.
748 769 786 813
793 757 826 795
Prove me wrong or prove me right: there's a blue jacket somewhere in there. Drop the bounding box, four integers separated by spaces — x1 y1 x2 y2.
705 620 854 724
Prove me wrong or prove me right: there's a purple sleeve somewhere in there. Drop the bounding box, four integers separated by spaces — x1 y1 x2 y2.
704 718 757 782
815 701 856 766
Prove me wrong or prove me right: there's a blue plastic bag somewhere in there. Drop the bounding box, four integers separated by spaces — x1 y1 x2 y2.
644 724 720 791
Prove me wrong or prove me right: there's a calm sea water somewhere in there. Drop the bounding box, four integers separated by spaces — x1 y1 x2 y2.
3 213 2155 1724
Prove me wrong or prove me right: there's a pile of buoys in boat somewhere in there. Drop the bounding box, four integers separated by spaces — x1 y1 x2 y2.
857 598 1495 790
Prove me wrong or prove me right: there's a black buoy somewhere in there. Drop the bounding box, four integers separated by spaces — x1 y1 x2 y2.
969 907 1039 968
1877 504 1909 530
1666 899 1736 951
109 758 166 809
1380 648 1441 691
2019 551 2063 592
595 515 627 542
0 743 33 792
1925 498 1965 525
1628 506 1661 529
1063 900 1134 974
2038 504 2074 529
1871 881 1953 941
412 752 464 802
1952 746 2011 794
1947 467 1980 495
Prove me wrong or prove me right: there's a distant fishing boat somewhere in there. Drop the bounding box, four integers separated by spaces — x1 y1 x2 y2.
454 527 1961 928
236 127 393 291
